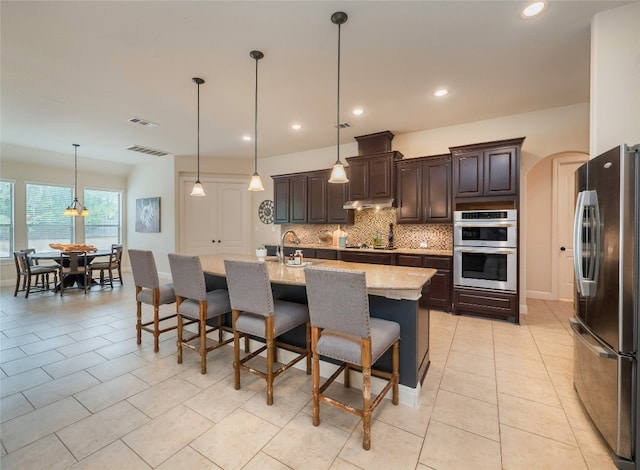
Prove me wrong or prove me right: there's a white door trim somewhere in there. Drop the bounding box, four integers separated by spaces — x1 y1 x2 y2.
551 153 588 300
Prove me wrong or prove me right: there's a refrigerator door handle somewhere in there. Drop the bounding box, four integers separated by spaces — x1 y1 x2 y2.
569 318 617 359
573 191 586 296
573 190 600 298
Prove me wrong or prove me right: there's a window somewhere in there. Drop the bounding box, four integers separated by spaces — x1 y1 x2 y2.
0 181 14 257
84 189 122 250
26 183 74 251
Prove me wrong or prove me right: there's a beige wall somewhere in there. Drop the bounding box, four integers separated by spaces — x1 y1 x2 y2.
590 2 640 156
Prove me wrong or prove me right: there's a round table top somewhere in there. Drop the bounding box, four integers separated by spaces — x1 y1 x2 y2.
29 250 110 260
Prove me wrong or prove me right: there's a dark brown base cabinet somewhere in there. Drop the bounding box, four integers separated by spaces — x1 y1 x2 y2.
339 251 393 265
396 254 452 312
453 287 518 323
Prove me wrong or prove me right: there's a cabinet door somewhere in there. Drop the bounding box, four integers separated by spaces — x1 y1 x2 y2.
453 152 483 198
424 158 452 222
484 146 517 196
396 254 423 267
289 175 307 223
327 169 354 224
273 177 290 224
369 156 393 198
396 162 422 223
348 159 369 200
339 251 392 265
428 270 451 311
307 171 327 223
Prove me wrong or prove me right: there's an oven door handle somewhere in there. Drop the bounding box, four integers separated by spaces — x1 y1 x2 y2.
455 222 516 227
454 247 516 254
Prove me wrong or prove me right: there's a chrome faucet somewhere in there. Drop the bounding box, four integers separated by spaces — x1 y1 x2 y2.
278 229 300 264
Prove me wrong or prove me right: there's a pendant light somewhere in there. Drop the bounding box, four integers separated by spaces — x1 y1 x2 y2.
328 11 349 184
248 50 265 191
64 144 89 217
190 77 206 196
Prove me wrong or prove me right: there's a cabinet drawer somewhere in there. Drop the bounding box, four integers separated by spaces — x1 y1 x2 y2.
396 254 423 267
423 256 452 270
453 287 518 322
315 249 338 260
339 251 392 265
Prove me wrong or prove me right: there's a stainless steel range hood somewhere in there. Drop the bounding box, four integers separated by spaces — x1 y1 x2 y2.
343 197 394 210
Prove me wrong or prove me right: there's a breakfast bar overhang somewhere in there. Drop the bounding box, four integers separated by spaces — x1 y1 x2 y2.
199 253 436 402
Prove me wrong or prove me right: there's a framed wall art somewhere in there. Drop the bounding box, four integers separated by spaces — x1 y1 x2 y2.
135 197 161 233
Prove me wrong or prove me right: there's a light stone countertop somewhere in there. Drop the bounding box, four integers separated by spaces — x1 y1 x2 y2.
199 253 436 301
282 243 453 257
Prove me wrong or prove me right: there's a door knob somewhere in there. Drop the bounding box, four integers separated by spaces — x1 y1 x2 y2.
560 246 566 251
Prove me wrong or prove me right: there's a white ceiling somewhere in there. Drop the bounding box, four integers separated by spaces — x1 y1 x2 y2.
0 1 631 173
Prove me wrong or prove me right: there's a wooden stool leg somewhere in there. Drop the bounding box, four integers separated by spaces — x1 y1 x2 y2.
265 316 275 405
361 338 372 451
199 302 207 374
135 287 142 345
392 340 399 405
312 326 320 426
232 310 241 390
177 312 183 364
305 321 311 374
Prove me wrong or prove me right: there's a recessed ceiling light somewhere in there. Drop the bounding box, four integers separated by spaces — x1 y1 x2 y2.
352 108 364 116
434 89 449 97
242 135 251 141
522 1 546 18
291 123 302 130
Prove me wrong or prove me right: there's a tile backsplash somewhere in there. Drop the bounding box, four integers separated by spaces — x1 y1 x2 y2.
281 208 452 250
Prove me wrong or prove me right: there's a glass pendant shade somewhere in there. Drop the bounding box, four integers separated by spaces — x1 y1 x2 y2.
191 77 206 197
64 144 89 216
248 173 265 191
329 161 349 183
190 180 205 196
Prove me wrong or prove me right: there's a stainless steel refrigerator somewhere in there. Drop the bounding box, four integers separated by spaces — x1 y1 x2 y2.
571 144 639 470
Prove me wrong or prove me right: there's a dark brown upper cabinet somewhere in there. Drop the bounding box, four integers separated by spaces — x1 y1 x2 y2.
396 155 452 224
273 169 353 225
272 174 307 224
346 151 403 201
450 137 524 200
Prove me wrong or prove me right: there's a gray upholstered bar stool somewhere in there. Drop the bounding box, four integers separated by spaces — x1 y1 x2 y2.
168 253 233 374
304 266 400 450
128 249 177 352
224 259 311 405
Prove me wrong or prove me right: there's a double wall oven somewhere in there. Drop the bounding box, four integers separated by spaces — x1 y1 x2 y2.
453 210 518 292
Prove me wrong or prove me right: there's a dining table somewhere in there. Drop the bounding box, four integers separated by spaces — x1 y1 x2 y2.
28 250 110 291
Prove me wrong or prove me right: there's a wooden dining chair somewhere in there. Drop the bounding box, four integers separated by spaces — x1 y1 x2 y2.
224 259 311 405
304 265 400 450
168 253 235 374
59 251 90 296
89 244 123 288
128 249 177 352
13 250 59 298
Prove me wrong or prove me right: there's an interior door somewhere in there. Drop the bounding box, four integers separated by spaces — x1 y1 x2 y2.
180 178 250 256
554 154 588 300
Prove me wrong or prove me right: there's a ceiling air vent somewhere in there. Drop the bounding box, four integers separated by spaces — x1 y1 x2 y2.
334 122 351 129
128 117 159 128
126 145 171 157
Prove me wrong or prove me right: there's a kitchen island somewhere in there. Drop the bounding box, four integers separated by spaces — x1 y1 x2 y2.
199 253 436 404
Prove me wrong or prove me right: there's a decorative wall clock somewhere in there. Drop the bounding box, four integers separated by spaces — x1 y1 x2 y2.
258 199 274 224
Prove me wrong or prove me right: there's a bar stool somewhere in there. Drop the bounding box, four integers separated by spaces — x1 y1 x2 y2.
304 265 400 450
168 253 234 374
128 249 177 352
224 259 311 405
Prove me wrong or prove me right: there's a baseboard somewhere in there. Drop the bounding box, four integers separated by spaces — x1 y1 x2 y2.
526 290 554 300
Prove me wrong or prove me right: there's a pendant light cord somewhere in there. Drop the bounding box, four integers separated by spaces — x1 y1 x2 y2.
336 22 341 164
254 55 259 173
74 144 78 199
196 81 201 180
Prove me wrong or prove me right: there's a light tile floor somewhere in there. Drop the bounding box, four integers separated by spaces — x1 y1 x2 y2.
0 275 617 469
